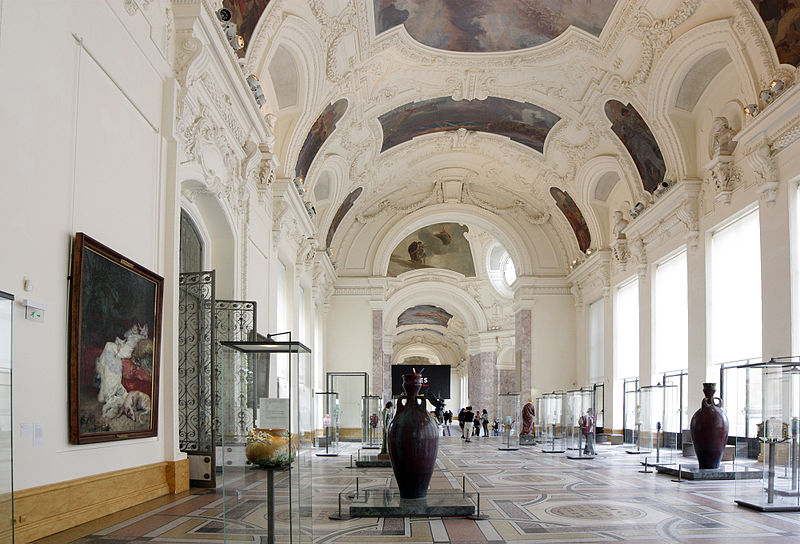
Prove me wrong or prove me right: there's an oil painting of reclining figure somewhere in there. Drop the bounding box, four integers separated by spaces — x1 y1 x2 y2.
69 233 163 444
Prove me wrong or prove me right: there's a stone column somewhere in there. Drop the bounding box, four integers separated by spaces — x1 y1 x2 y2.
383 338 393 404
371 307 384 397
514 307 533 398
687 234 708 405
637 265 653 387
760 186 792 359
467 349 497 415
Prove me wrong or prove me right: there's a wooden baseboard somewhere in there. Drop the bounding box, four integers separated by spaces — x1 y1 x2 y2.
14 459 188 543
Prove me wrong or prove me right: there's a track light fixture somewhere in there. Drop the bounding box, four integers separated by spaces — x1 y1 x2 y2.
653 180 671 198
629 202 645 219
246 74 267 107
744 103 760 117
746 79 787 117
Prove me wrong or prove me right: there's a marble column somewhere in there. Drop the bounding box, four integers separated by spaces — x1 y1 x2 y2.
371 309 384 397
637 267 653 387
686 235 708 405
468 351 497 414
515 308 532 398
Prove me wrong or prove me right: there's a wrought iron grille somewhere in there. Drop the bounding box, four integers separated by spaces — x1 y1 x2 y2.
178 271 215 454
214 300 256 445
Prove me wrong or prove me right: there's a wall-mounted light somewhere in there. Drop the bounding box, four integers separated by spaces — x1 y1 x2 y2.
653 180 671 198
304 201 316 219
585 249 593 256
770 79 785 93
629 202 645 218
744 103 760 117
246 74 266 107
293 177 306 196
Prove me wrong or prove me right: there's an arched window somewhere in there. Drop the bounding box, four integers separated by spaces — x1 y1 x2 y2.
180 210 203 273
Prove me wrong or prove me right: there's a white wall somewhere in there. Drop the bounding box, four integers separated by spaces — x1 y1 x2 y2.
531 295 576 394
0 1 172 489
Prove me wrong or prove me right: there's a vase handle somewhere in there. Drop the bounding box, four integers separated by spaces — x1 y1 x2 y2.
713 397 723 408
397 396 407 413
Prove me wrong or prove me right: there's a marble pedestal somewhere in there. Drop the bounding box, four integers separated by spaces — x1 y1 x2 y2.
349 489 476 518
355 455 391 467
655 462 763 480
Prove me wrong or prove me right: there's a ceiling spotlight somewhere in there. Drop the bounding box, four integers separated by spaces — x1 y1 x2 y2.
222 22 244 51
653 180 671 197
770 79 785 93
246 74 267 107
760 88 774 105
216 8 232 22
586 249 593 255
744 103 760 117
629 202 645 218
304 201 316 218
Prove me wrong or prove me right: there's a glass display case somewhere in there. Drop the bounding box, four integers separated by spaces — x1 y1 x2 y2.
362 394 382 449
733 358 800 511
498 393 520 450
535 397 546 442
0 292 13 543
315 391 339 456
541 391 565 453
593 383 605 434
638 384 679 465
622 378 639 445
220 338 313 543
565 388 595 459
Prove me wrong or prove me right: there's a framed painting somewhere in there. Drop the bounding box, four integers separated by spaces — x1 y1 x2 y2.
69 233 163 444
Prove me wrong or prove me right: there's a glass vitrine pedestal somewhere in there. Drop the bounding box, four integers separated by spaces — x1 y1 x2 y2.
498 393 520 450
362 395 382 449
220 338 313 544
566 388 595 459
541 391 566 453
316 391 339 457
638 384 679 466
734 358 800 511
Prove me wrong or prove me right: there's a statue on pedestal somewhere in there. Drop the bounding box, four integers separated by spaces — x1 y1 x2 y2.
520 399 536 445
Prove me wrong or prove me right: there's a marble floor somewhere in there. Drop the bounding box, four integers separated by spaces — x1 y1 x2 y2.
35 434 800 544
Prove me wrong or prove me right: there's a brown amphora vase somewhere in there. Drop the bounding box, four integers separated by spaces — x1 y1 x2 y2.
387 373 439 499
689 382 729 469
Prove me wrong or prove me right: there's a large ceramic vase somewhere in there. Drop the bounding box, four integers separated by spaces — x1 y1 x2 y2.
245 428 296 468
690 383 729 469
387 373 439 499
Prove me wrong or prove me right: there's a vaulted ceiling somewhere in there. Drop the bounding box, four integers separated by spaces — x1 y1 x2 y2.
235 0 792 277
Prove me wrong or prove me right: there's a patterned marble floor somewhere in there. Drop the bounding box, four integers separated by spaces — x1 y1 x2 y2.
36 434 800 544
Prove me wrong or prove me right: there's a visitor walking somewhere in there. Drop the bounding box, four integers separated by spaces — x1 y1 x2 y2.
482 409 489 437
463 406 475 443
458 408 466 438
580 407 596 455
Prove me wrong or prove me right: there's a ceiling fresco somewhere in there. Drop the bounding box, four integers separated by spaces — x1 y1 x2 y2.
373 0 617 52
326 187 362 248
549 187 591 253
221 0 271 57
388 222 476 277
378 96 560 153
604 100 666 194
397 305 454 327
751 0 800 66
295 99 348 181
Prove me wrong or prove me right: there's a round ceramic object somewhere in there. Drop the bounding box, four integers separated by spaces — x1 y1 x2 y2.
245 428 296 468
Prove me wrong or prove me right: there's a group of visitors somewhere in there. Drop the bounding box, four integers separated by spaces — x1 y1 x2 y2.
452 406 492 442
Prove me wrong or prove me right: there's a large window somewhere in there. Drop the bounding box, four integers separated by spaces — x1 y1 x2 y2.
615 279 639 379
652 250 688 375
588 298 604 383
709 208 762 365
